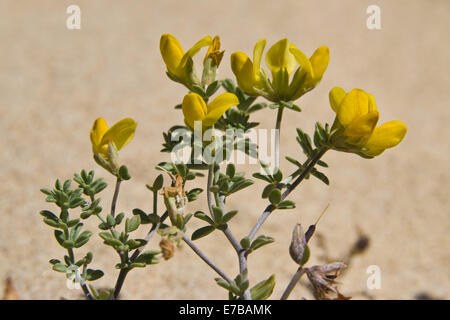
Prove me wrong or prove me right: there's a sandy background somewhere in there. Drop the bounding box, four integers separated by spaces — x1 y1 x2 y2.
0 0 449 300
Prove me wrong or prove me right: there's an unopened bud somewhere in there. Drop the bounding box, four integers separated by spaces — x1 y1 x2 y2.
289 224 308 265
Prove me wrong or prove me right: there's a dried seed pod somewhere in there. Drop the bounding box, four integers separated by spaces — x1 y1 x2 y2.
289 224 308 265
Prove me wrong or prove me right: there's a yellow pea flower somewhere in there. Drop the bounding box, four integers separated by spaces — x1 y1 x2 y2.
90 117 137 173
230 38 329 102
230 39 267 96
160 33 212 89
329 87 407 158
182 92 239 130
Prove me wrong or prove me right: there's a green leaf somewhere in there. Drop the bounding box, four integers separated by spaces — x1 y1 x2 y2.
250 235 275 252
268 189 282 205
74 230 93 248
129 262 146 269
126 239 147 250
187 188 203 202
62 240 74 249
86 269 104 281
118 165 131 180
40 188 53 196
99 231 113 240
311 169 330 185
106 214 115 227
247 102 267 113
40 210 58 221
125 215 141 233
215 278 241 296
262 184 275 199
206 80 221 96
43 218 61 228
273 169 283 182
222 210 238 224
252 173 273 183
191 85 206 97
226 163 236 178
221 78 236 93
191 226 215 240
54 230 66 247
134 250 160 265
153 174 164 191
49 259 61 265
227 179 254 195
250 274 276 300
67 218 80 228
194 211 215 225
115 212 125 225
52 263 67 273
277 200 296 209
89 286 113 300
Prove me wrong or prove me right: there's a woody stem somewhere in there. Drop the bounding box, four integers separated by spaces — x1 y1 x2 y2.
207 163 251 300
280 266 306 300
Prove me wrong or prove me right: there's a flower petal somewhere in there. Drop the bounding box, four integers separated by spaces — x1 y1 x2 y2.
368 93 377 113
231 52 256 94
252 39 266 76
265 38 297 76
204 92 239 127
180 36 213 68
343 111 379 138
203 36 221 65
363 121 407 156
337 88 370 126
182 93 207 129
160 34 185 75
90 118 108 152
329 87 346 113
101 118 137 151
309 46 329 82
289 45 313 78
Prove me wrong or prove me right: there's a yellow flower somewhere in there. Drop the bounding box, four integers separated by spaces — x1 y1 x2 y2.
230 39 266 96
160 34 212 88
181 92 239 130
230 38 329 102
90 117 137 172
329 87 407 157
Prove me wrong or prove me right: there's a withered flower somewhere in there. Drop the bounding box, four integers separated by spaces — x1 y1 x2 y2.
305 262 349 300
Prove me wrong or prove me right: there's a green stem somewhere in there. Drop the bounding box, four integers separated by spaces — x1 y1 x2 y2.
206 164 215 218
111 177 122 218
274 107 284 171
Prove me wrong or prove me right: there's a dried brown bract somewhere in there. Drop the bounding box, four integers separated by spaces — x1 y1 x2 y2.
305 262 349 300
